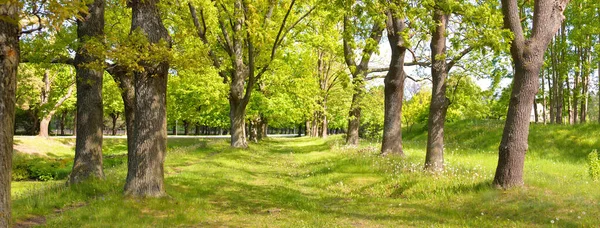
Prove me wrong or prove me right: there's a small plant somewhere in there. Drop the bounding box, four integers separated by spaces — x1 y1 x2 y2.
588 150 600 181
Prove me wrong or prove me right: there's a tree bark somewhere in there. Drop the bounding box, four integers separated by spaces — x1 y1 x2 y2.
494 0 568 189
381 8 407 156
425 9 449 171
229 96 248 148
70 0 106 184
0 2 19 226
123 0 171 197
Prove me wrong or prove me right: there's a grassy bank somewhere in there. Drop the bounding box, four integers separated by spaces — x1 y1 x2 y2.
11 120 600 227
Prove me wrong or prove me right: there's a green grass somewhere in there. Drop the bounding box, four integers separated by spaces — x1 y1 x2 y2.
11 120 600 227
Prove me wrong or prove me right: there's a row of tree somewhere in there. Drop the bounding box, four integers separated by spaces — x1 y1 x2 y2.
2 0 596 226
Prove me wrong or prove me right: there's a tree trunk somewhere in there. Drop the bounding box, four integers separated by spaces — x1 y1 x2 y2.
541 67 547 124
493 0 568 189
110 113 118 135
183 120 189 135
258 116 268 140
381 9 406 156
123 0 171 197
321 110 328 139
230 97 248 148
39 116 51 138
424 9 450 172
38 85 74 138
60 110 66 135
70 0 106 184
346 93 361 145
0 3 19 225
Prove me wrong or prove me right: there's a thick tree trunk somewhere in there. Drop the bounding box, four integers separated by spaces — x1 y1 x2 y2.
495 65 540 188
0 3 19 226
425 10 449 171
70 0 106 184
321 111 328 139
493 0 567 189
229 98 248 148
346 92 361 145
381 9 407 156
123 0 171 197
39 116 52 138
258 116 268 140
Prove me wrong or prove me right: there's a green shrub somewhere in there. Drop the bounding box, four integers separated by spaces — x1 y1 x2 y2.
12 154 72 181
588 150 600 181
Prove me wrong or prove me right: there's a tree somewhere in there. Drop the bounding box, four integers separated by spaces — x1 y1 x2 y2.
423 0 507 171
0 2 19 226
36 67 75 138
187 0 314 148
381 0 407 156
494 0 569 189
70 0 106 184
342 0 384 145
121 0 172 197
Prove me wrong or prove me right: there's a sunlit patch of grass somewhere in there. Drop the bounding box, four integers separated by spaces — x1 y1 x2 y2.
10 121 600 226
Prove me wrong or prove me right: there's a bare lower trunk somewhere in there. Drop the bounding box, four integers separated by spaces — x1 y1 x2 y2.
258 116 268 140
69 0 106 184
230 99 247 148
494 66 540 188
39 116 52 138
0 3 19 226
381 9 406 156
123 0 171 197
346 93 361 145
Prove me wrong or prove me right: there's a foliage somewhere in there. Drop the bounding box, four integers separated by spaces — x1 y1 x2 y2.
403 88 431 131
360 86 384 140
12 154 71 181
446 75 491 122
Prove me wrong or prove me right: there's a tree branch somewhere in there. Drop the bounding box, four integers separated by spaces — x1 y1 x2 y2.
270 0 296 61
447 46 474 72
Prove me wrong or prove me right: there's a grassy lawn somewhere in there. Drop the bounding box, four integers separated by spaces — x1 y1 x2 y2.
11 120 600 227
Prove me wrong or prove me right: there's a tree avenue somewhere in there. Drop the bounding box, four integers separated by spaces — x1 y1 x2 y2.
6 0 600 225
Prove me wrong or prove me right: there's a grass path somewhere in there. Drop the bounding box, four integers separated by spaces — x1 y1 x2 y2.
11 122 600 227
